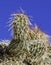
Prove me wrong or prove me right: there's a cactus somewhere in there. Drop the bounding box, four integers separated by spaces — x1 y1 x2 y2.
7 13 46 59
11 14 31 41
0 10 51 65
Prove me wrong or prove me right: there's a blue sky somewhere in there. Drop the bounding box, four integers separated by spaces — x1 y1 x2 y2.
0 0 51 40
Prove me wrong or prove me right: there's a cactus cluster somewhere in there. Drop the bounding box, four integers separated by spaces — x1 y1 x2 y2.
6 13 51 65
0 12 51 65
